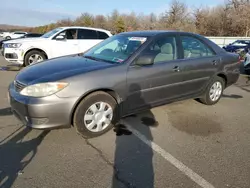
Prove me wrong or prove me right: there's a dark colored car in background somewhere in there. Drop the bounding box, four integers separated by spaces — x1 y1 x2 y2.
0 33 42 51
223 40 250 56
8 31 240 138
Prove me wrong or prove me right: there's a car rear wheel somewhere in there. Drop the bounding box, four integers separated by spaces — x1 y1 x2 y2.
73 91 119 138
24 50 46 67
200 76 225 105
5 36 11 39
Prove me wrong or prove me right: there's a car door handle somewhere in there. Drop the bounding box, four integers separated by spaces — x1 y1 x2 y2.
173 66 180 72
212 60 218 65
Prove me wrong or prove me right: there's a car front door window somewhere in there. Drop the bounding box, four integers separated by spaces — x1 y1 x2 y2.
57 29 77 40
137 36 178 65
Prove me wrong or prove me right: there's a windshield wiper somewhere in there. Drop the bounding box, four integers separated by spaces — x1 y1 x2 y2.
84 55 101 61
84 55 114 64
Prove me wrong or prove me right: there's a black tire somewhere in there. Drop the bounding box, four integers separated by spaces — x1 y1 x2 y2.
5 36 11 39
73 91 119 138
24 50 46 67
200 76 225 105
245 69 250 75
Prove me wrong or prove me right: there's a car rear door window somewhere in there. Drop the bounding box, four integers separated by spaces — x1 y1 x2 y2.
181 36 215 59
14 32 25 35
97 31 109 39
77 29 98 39
140 36 178 64
28 34 38 37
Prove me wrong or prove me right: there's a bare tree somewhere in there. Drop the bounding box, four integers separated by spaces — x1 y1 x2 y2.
75 13 94 27
28 0 250 36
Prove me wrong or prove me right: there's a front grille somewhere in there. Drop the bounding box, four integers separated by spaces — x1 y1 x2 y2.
14 80 26 92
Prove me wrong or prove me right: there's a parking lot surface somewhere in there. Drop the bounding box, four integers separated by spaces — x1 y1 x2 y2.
0 56 250 188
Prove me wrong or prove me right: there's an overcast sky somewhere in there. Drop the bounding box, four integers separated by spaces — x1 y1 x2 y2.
0 0 222 26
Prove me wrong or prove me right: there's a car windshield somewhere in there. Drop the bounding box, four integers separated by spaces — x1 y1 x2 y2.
41 28 64 38
83 35 148 64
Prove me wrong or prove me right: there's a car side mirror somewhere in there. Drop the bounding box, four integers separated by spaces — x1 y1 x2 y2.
135 55 154 66
55 35 65 40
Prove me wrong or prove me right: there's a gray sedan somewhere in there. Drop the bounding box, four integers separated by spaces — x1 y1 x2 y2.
8 31 240 138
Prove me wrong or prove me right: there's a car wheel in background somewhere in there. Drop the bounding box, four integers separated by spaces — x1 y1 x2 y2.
24 50 46 67
73 91 119 138
200 76 225 105
5 36 11 39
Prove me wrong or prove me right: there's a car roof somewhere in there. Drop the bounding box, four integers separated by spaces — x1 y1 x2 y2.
13 31 27 33
58 26 111 33
119 30 225 54
118 30 196 37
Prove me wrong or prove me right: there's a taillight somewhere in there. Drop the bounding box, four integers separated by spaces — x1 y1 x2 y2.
238 55 242 63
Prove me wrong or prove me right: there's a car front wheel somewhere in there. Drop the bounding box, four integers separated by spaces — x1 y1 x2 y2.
200 76 225 105
73 91 118 138
24 50 46 67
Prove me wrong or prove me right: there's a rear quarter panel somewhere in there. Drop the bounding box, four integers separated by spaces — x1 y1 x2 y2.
199 35 240 87
220 52 240 86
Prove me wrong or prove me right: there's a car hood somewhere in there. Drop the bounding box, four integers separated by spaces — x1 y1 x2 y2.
15 55 116 85
4 37 47 44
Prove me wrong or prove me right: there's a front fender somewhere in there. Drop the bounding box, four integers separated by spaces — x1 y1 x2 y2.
23 45 49 59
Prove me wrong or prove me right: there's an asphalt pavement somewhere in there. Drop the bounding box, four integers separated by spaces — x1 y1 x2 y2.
0 56 250 188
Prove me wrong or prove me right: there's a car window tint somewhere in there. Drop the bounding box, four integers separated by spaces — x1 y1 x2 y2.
97 31 109 39
140 36 177 64
78 29 98 39
181 36 215 59
58 29 77 40
26 34 39 37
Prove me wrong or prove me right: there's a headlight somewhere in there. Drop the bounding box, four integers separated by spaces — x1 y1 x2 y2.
20 82 69 97
5 43 22 48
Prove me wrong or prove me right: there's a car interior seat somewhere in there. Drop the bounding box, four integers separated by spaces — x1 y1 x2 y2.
154 43 174 63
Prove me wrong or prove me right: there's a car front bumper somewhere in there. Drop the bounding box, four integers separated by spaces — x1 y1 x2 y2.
4 47 24 65
8 82 79 129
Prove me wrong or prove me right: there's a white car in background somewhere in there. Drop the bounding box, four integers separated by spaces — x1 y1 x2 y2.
3 27 112 66
0 32 10 38
4 31 27 39
0 32 4 37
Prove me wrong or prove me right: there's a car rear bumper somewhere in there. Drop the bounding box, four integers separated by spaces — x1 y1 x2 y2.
8 82 79 129
4 47 24 65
